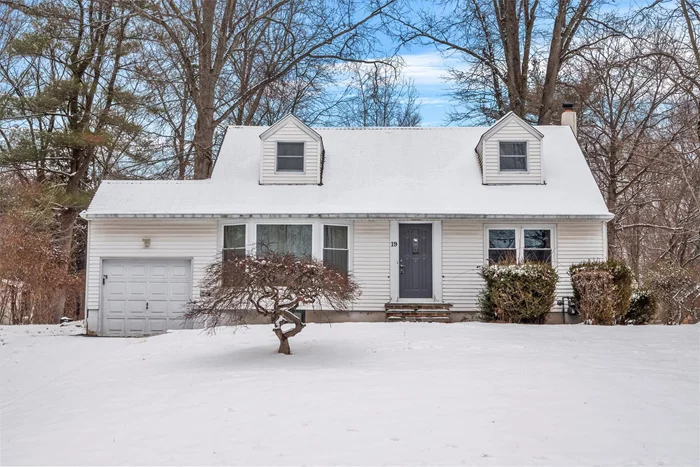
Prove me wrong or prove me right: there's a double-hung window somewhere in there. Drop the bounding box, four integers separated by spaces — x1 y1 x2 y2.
276 142 304 172
487 227 553 264
323 225 349 275
499 142 527 171
523 229 552 263
257 224 312 257
222 225 246 261
488 229 518 264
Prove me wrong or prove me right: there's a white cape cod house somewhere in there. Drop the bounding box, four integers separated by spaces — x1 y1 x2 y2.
82 110 612 336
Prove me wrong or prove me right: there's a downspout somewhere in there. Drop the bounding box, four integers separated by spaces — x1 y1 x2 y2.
318 148 326 186
83 218 92 335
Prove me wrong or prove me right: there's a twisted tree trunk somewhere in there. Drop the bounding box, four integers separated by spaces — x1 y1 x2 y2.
273 309 306 355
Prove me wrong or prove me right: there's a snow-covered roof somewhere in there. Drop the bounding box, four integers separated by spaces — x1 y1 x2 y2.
477 112 543 147
259 113 322 142
85 125 612 220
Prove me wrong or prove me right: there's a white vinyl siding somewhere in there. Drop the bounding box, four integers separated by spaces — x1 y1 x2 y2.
442 220 605 313
442 221 484 312
482 119 542 184
260 119 320 184
84 217 607 325
85 219 218 331
556 221 606 298
352 221 390 311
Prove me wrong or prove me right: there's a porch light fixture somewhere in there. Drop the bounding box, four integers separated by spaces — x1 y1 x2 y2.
142 238 151 248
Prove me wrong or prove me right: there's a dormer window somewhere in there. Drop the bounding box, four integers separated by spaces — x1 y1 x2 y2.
276 142 304 172
259 114 323 184
476 112 543 184
499 142 527 171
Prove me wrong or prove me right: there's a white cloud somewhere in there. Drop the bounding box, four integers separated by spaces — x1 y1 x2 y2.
418 97 450 105
400 52 464 86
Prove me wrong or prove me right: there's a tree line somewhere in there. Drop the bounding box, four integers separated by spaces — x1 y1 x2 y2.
0 0 697 322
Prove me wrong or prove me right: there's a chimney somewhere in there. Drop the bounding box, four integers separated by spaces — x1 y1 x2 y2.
561 103 577 136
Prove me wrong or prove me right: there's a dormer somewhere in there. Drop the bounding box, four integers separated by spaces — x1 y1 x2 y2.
476 112 544 185
259 114 324 185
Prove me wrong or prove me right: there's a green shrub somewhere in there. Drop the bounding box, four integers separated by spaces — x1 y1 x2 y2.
569 259 632 325
626 288 657 325
478 263 558 324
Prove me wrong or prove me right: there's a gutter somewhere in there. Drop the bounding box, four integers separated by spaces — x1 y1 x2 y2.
81 211 615 221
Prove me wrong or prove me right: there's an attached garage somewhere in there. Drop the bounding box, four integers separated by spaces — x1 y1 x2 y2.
101 259 191 337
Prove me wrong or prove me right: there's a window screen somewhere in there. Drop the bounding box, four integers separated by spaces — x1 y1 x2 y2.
323 225 349 275
499 142 527 171
523 229 552 264
222 225 246 261
257 224 312 257
488 229 517 264
276 142 304 172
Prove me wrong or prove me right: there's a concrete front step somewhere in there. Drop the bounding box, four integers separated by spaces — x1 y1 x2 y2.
385 311 452 323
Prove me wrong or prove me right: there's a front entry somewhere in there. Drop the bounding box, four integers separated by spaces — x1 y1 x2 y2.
399 223 433 299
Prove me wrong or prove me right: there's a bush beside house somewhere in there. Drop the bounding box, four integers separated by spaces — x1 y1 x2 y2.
478 263 558 324
569 260 633 325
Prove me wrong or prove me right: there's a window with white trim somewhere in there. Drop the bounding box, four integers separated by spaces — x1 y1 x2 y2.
488 229 517 264
223 225 246 261
323 225 349 275
523 229 552 263
276 142 304 172
499 141 527 171
257 224 312 257
487 227 553 264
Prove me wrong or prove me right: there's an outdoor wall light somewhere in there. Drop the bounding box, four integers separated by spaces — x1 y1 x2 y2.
142 238 151 248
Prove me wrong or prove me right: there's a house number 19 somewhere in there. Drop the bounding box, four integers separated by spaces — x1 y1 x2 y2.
390 241 398 247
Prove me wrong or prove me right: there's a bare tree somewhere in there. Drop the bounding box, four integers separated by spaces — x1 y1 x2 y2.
135 0 396 178
185 252 360 354
383 0 615 123
566 9 699 282
328 61 421 127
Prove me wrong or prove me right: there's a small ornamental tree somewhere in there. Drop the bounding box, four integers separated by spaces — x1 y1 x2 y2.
185 252 360 354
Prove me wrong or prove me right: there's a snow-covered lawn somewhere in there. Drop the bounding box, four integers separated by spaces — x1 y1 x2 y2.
1 322 698 466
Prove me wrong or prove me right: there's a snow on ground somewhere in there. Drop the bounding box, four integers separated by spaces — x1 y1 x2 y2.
1 322 698 466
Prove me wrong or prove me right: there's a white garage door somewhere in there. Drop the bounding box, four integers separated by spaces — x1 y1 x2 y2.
101 259 191 337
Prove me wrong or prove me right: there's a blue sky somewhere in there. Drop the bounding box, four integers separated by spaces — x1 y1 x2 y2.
383 0 642 126
399 50 461 126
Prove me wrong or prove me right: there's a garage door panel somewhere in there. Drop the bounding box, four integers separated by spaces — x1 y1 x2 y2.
106 319 125 332
106 263 126 277
148 300 168 314
128 282 147 297
127 300 147 314
102 259 191 337
172 265 188 278
129 264 147 277
148 319 167 333
107 300 125 314
169 282 188 298
149 282 168 298
107 281 126 297
127 318 146 332
150 265 167 279
169 300 187 315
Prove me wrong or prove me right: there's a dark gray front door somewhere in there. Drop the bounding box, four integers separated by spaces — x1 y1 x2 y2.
399 223 433 299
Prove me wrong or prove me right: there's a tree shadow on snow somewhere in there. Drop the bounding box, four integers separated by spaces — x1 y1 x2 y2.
175 338 372 372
